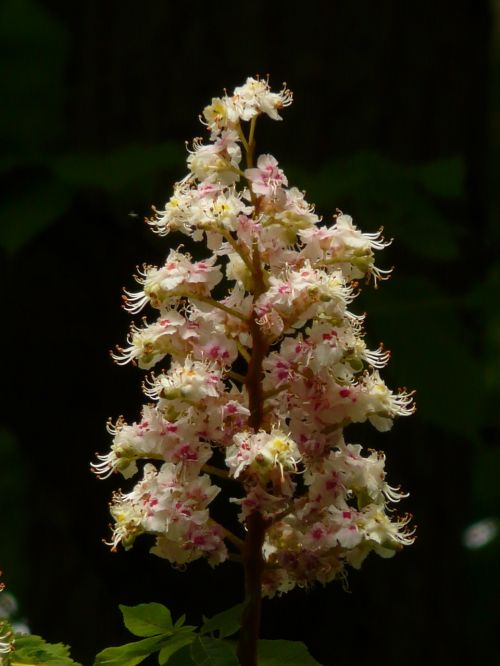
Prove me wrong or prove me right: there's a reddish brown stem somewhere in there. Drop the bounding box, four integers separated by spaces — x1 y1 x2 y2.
237 237 269 665
237 512 268 666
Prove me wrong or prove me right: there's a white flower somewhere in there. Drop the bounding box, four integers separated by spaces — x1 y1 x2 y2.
108 463 223 560
187 130 242 185
226 429 301 482
100 76 414 584
111 310 186 369
233 77 292 121
358 371 415 431
245 154 288 196
123 251 222 313
143 358 223 404
202 96 240 135
300 213 392 283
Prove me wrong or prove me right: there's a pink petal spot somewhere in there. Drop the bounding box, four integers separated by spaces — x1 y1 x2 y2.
193 535 206 546
342 511 351 520
339 388 351 398
325 478 337 491
177 444 197 461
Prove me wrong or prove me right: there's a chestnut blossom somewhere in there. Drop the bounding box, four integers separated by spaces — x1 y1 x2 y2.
226 429 301 483
187 130 242 185
202 77 292 136
95 77 414 595
123 251 222 313
245 154 288 196
108 463 226 565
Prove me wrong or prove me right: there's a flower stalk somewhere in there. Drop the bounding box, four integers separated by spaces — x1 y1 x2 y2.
94 76 415 666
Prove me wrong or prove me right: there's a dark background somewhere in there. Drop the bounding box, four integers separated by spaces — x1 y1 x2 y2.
1 1 499 664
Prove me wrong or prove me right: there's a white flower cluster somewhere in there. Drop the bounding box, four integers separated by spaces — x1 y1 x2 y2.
0 578 14 660
95 77 414 593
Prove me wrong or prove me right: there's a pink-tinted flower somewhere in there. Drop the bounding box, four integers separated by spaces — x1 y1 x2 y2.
245 154 288 197
98 76 414 585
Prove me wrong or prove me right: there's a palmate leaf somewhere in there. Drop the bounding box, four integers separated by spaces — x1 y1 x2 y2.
12 633 82 665
93 635 165 666
119 603 173 637
93 631 199 666
93 604 198 666
161 644 194 666
189 637 238 666
157 631 198 665
200 603 244 639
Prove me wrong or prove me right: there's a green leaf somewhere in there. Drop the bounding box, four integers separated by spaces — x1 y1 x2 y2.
257 639 321 665
174 614 186 630
94 635 165 666
120 603 173 637
163 645 194 666
13 633 82 665
200 603 244 639
189 637 239 666
157 632 197 665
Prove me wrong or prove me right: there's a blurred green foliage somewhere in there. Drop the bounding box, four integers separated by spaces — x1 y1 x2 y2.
0 0 184 252
289 153 464 260
0 0 67 157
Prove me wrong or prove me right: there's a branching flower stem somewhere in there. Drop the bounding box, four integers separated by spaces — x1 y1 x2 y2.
263 383 291 400
237 341 251 363
201 463 231 480
96 77 415 666
192 295 249 323
220 230 254 273
238 160 270 664
227 370 247 384
212 521 245 551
